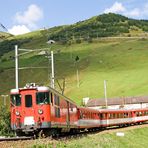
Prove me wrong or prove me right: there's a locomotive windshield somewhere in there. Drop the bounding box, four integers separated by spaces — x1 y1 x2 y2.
11 94 21 106
36 92 49 105
25 95 32 107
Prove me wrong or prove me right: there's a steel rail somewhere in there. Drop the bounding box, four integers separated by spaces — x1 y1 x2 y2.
0 136 33 141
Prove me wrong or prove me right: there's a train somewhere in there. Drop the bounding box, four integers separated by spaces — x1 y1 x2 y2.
10 83 148 137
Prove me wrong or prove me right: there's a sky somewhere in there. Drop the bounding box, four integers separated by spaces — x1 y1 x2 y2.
0 0 148 35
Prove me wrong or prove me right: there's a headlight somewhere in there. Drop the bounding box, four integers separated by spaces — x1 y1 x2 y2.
15 111 20 116
38 109 43 114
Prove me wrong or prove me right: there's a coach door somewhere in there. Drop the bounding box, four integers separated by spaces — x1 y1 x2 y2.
22 90 36 126
66 101 70 128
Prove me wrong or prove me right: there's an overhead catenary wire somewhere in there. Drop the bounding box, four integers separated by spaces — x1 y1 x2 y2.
0 22 8 32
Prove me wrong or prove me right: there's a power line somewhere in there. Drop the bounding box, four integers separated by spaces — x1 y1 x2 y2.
0 22 8 32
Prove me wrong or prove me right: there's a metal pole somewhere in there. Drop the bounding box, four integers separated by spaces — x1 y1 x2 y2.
1 95 8 106
104 80 108 108
51 51 55 88
77 69 80 88
15 45 19 89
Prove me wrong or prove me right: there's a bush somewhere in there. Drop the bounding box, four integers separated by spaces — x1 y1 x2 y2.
0 106 14 136
87 38 93 43
76 39 82 44
1 58 7 62
0 69 4 73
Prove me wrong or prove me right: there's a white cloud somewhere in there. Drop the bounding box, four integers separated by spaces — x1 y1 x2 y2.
104 2 126 13
15 4 43 28
8 25 30 35
142 3 148 17
8 4 43 35
103 2 148 19
125 8 140 17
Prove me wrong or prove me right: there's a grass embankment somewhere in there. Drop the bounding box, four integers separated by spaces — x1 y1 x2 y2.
34 127 148 148
1 125 148 148
0 38 148 105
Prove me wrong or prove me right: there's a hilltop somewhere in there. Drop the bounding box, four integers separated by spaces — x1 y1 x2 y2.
0 31 12 41
0 13 148 57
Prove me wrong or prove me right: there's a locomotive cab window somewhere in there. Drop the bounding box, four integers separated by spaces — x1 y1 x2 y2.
11 94 21 106
54 95 60 106
25 95 32 107
36 92 50 105
50 93 53 105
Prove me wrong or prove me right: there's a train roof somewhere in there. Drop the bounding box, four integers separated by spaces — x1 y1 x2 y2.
78 107 100 113
10 84 77 106
98 107 148 113
78 106 148 114
86 96 148 107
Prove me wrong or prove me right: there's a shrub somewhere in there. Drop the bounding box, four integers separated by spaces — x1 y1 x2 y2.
76 39 81 44
87 38 93 43
0 106 14 136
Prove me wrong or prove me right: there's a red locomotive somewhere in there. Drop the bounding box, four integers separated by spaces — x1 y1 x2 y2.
10 83 78 136
10 83 148 136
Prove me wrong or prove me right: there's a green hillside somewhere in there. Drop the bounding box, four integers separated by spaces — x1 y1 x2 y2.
0 31 12 41
0 13 148 105
0 37 148 105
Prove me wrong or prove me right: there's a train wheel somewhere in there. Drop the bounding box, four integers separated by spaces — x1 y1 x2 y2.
38 130 46 138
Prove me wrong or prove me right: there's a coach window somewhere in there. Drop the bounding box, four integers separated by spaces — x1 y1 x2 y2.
25 95 32 107
11 94 21 106
121 113 123 118
100 114 103 120
124 113 128 118
36 92 50 105
103 114 106 119
136 112 139 116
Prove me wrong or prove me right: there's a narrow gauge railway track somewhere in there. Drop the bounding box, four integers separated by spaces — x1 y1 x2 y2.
1 123 148 143
53 122 148 141
0 136 34 141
